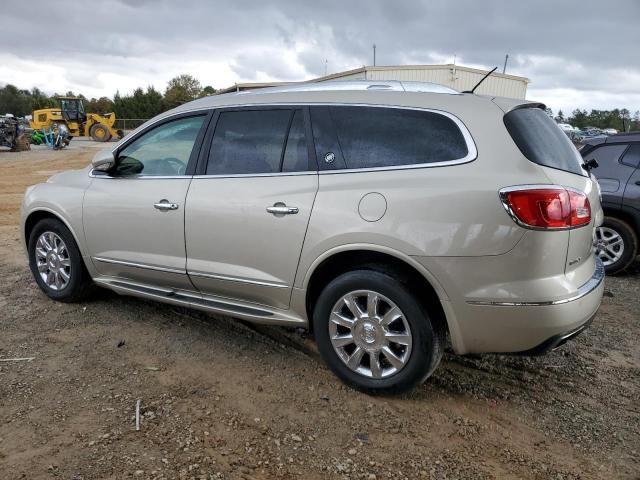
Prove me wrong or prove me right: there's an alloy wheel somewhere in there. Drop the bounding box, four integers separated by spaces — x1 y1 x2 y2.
329 290 412 379
35 231 71 291
596 226 624 266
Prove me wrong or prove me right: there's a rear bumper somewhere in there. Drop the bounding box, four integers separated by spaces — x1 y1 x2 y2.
430 256 605 354
516 312 595 355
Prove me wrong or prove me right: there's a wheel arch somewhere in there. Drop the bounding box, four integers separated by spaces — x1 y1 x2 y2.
601 204 640 235
303 245 452 338
23 208 85 257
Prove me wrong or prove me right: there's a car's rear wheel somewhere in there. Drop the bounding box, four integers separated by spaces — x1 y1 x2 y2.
313 269 443 394
28 218 92 302
596 217 638 275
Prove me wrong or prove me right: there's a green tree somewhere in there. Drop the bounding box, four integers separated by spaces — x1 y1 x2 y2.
113 86 164 119
201 85 216 97
86 96 115 114
30 87 56 110
0 84 33 116
164 74 202 109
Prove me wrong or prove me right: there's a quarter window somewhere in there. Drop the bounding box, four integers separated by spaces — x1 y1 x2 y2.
310 106 469 170
621 144 640 168
115 115 205 176
207 109 308 175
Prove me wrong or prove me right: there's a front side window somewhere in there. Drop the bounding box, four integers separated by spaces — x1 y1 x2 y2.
207 109 309 175
310 106 469 170
114 115 205 176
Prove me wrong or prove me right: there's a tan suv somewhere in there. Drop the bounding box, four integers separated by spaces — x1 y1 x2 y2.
21 81 605 393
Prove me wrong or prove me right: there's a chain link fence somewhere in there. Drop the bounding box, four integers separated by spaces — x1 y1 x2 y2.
114 118 150 132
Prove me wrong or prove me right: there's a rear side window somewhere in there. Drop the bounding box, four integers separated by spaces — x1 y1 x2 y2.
583 145 628 179
310 106 469 170
207 109 309 175
621 144 640 168
504 107 584 176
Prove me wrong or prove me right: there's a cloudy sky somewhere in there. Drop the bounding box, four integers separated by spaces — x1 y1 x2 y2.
1 0 638 114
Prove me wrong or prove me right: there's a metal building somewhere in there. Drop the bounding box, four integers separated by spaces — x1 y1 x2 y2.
312 64 529 99
217 64 529 99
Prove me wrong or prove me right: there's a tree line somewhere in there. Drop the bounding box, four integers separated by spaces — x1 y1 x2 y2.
548 107 639 131
1 75 639 131
0 74 216 119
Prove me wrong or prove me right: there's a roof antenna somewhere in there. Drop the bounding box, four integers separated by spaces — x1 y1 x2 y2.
463 66 498 94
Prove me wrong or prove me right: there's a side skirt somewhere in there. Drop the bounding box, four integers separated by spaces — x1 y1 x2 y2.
93 277 307 327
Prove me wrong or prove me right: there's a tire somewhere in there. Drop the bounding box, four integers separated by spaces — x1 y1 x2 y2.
90 124 111 142
596 216 638 275
313 269 443 394
28 218 92 302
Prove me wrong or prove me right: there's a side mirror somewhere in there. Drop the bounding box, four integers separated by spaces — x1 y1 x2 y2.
92 148 115 172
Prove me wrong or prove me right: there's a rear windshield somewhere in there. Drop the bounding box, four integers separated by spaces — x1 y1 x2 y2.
504 107 585 176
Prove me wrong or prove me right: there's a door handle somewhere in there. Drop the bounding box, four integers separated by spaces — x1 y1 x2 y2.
266 203 299 215
154 199 179 211
635 180 640 186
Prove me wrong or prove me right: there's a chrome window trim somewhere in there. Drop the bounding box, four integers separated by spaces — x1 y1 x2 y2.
93 256 185 275
498 184 591 231
187 270 289 289
89 170 192 179
193 171 317 179
100 102 477 179
467 256 604 307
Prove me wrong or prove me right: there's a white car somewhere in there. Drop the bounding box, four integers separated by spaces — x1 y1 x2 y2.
603 128 618 135
21 81 605 393
558 123 575 133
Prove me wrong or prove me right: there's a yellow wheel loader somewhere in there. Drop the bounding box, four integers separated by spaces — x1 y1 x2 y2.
30 97 123 142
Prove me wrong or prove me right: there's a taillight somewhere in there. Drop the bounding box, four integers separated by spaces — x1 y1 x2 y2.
500 186 591 229
568 190 591 227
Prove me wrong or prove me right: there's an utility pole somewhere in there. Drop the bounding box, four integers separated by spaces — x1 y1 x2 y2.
373 44 376 66
502 54 509 74
324 59 328 76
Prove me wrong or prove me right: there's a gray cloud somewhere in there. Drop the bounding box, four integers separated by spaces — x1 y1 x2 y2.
1 0 638 112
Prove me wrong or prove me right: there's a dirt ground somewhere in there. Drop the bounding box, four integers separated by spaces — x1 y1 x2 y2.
0 141 638 480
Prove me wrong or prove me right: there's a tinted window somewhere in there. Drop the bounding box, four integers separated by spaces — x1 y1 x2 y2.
207 110 292 175
310 107 347 170
584 144 628 178
504 108 584 176
311 106 468 170
282 110 310 172
115 115 205 176
621 144 640 168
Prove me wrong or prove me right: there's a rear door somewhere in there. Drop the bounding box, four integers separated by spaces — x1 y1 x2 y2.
583 144 635 206
185 107 318 309
504 107 602 277
621 144 640 216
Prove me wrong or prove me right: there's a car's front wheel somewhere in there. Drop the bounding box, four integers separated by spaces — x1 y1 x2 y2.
313 269 443 394
596 217 638 275
28 218 92 302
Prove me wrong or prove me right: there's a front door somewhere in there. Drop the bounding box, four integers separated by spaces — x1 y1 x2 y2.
84 113 209 290
185 107 318 309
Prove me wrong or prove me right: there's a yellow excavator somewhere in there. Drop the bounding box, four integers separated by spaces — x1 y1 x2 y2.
30 97 123 142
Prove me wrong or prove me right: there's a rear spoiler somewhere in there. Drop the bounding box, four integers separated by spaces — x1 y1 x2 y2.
491 97 546 114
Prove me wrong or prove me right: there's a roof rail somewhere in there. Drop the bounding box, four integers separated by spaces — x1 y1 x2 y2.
235 80 460 96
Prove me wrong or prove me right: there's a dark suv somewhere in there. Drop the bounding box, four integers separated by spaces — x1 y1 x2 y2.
582 133 640 274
